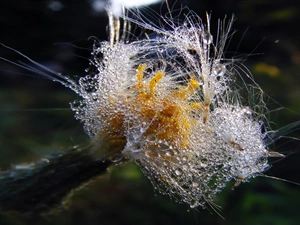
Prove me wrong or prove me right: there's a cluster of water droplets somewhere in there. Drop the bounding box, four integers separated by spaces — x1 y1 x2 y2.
70 11 271 209
121 105 268 208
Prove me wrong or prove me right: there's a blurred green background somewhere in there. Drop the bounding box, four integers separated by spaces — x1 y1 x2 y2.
0 0 299 224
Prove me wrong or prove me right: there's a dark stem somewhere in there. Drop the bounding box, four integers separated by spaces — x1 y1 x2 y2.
0 146 113 214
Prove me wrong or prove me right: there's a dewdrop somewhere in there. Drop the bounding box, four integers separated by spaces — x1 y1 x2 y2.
9 9 281 209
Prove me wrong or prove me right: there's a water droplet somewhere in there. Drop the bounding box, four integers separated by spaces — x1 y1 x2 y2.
190 200 198 208
213 64 226 76
128 131 141 141
128 143 142 153
170 188 176 193
146 134 156 142
166 150 174 157
175 169 183 176
110 155 123 163
146 150 158 158
140 122 148 132
182 156 188 162
37 158 50 167
202 32 213 44
182 164 189 170
200 162 208 168
163 161 170 166
192 182 199 187
173 149 180 155
239 107 252 117
268 151 285 158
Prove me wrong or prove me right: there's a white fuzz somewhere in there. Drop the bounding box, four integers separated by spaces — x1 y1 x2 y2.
68 9 272 208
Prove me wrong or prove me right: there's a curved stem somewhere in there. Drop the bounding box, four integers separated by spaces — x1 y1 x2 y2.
0 146 114 213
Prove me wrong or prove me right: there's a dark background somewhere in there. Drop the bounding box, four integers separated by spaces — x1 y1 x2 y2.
0 0 300 224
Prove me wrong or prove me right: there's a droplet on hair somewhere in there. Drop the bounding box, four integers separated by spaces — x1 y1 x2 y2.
175 168 183 176
202 32 213 44
146 134 156 142
213 64 226 77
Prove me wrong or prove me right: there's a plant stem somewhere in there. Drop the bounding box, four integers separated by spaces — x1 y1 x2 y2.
0 146 113 213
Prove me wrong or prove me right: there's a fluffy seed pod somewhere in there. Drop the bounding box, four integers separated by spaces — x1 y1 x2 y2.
69 9 273 208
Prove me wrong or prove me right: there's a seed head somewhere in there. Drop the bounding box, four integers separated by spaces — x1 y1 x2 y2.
70 9 273 208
